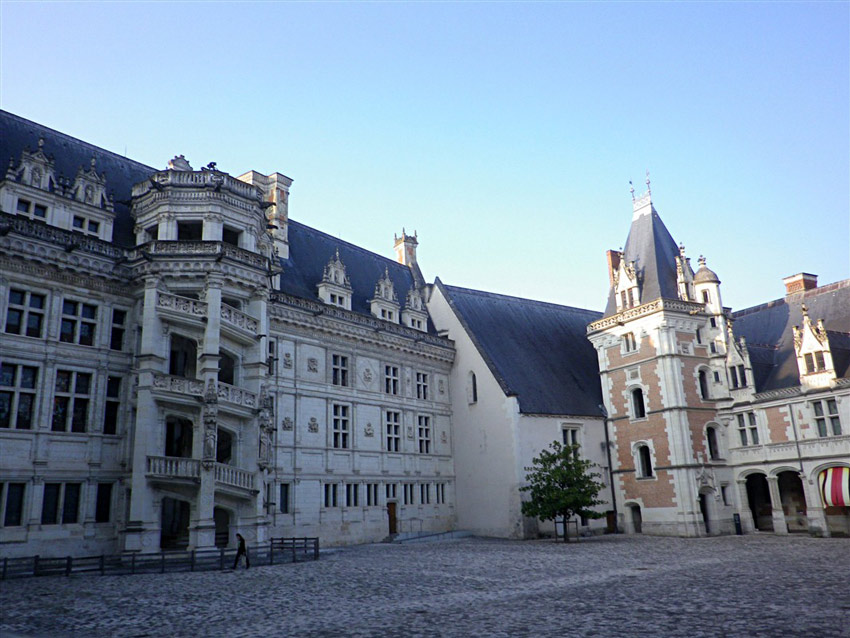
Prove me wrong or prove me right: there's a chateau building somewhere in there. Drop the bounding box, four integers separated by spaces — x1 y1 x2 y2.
1 111 847 559
587 181 850 537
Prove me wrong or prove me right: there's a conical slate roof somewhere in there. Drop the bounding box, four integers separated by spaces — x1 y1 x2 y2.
603 199 680 317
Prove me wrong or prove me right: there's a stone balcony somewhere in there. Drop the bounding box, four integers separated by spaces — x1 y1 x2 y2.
157 292 208 324
149 373 257 412
146 455 257 497
220 304 260 340
728 434 850 467
130 240 269 271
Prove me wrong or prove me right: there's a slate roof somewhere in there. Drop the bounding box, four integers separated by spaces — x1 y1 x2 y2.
437 280 603 416
603 203 681 317
278 220 428 328
0 110 157 247
731 279 850 392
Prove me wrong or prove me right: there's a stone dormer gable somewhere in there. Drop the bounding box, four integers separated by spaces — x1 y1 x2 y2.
402 286 428 332
7 137 57 191
675 244 695 302
317 249 352 310
71 157 113 212
612 251 640 312
369 267 400 323
725 321 753 392
793 304 836 388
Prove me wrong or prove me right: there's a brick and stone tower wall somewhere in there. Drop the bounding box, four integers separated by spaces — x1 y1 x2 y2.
587 185 733 537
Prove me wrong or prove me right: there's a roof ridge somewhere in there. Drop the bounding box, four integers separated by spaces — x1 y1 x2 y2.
441 282 600 315
733 277 850 318
1 109 157 173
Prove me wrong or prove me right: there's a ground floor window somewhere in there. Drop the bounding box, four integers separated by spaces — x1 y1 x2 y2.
1 482 25 526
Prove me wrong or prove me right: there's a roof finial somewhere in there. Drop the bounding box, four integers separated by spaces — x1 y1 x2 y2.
645 169 651 196
37 137 44 150
698 255 706 267
629 180 635 201
801 303 808 317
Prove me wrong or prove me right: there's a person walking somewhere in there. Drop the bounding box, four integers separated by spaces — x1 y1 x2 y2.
233 533 250 570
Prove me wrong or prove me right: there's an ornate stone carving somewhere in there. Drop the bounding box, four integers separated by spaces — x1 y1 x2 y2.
438 379 445 395
307 357 318 373
364 422 374 437
441 431 448 444
362 367 374 385
283 352 293 369
308 417 319 433
220 304 259 334
406 425 414 440
282 417 294 431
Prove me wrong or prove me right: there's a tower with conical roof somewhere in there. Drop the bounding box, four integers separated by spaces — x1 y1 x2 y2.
587 179 735 536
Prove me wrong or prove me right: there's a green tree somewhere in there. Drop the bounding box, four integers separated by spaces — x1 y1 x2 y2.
520 441 606 542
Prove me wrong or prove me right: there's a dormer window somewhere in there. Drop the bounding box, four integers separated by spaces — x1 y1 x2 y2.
792 304 835 387
318 250 353 311
804 351 827 374
729 365 747 389
402 287 428 332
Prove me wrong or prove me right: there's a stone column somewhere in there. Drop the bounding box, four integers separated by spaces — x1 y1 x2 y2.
735 480 755 533
767 476 788 535
803 474 830 537
202 213 223 242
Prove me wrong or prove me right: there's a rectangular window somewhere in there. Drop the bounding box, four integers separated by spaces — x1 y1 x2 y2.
41 482 81 524
813 399 842 437
0 363 38 429
331 354 349 387
42 483 61 524
267 339 277 375
279 483 290 513
95 483 112 523
5 289 45 338
384 365 399 395
403 484 415 506
17 198 31 213
738 365 747 388
60 300 98 346
417 415 431 454
562 427 580 458
419 483 430 504
332 404 350 448
323 483 338 508
103 376 121 435
385 483 397 500
710 317 717 328
436 483 446 505
52 370 92 432
730 367 739 389
385 410 401 452
1 482 26 527
623 332 637 353
416 372 429 400
110 309 126 351
721 485 729 506
737 412 759 446
366 483 379 507
345 483 359 507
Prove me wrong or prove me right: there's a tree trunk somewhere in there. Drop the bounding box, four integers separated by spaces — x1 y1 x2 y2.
562 515 569 543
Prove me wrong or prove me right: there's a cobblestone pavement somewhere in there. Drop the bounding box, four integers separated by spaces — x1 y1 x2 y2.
2 534 849 638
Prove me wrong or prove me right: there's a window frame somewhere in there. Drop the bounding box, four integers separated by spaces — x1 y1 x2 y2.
5 288 46 338
417 414 431 454
812 399 841 437
60 299 98 347
332 403 350 449
0 362 38 430
331 354 349 387
1 482 26 527
385 410 401 452
415 372 429 400
52 369 92 433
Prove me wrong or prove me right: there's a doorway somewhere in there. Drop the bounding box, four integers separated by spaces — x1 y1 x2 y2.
161 497 190 550
699 492 711 534
745 473 774 531
214 507 230 548
387 502 398 535
630 504 642 534
778 471 807 532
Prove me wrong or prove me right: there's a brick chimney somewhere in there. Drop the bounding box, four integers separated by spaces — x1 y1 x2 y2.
394 229 424 287
783 273 818 295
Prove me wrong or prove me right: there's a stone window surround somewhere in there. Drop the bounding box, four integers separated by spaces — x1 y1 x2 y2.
631 440 656 480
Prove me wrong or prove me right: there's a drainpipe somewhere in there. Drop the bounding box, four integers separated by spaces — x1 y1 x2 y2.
599 404 619 533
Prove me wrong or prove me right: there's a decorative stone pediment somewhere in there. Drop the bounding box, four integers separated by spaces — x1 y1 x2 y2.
317 249 352 309
613 252 640 312
402 286 428 332
675 244 695 302
792 304 836 388
370 267 400 322
72 157 113 211
7 137 57 191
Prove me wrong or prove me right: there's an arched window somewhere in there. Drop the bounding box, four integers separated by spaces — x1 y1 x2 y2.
702 290 711 304
632 388 646 419
638 444 653 477
698 369 709 400
165 416 194 458
706 426 719 460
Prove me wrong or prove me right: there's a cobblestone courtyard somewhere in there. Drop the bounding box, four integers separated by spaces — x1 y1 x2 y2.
2 534 849 638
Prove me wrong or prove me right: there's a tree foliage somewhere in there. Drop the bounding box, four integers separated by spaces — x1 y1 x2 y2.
520 441 606 542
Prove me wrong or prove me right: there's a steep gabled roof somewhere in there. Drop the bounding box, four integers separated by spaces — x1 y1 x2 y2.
732 279 850 392
603 202 680 317
278 220 426 326
0 110 157 247
437 280 603 416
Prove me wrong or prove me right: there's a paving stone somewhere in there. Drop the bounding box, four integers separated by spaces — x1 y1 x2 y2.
2 535 849 637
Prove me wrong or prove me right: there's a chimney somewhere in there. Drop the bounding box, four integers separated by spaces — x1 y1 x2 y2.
394 229 424 287
782 273 818 295
606 250 621 287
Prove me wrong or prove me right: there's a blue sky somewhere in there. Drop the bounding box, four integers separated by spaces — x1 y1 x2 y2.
2 2 847 311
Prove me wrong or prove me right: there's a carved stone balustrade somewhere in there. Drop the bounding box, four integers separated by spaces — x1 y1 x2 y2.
216 381 257 409
157 292 208 320
130 241 269 271
146 455 201 481
215 463 255 491
220 304 259 335
151 373 205 398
